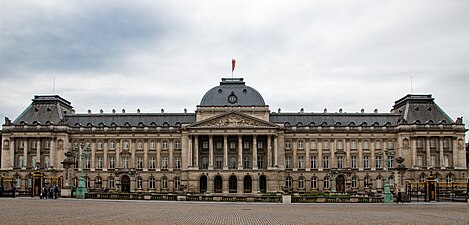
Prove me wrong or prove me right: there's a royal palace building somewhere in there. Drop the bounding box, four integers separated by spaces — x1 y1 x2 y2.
1 78 467 197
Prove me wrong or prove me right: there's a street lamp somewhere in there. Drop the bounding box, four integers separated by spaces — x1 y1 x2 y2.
378 149 394 203
205 173 209 193
257 172 261 193
328 168 338 193
76 142 89 199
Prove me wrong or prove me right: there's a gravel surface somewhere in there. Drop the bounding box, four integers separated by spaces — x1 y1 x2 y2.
0 198 467 225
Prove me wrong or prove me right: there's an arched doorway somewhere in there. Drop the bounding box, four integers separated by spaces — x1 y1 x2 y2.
336 175 345 193
229 176 237 193
121 175 130 192
214 176 223 193
259 175 267 193
243 176 252 193
199 175 207 193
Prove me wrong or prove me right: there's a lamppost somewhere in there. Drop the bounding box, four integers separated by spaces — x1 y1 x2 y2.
257 172 261 193
130 169 138 192
328 168 338 193
76 143 89 199
205 173 209 193
378 149 394 203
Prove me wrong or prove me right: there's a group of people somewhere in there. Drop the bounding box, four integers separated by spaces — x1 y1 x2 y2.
40 185 60 199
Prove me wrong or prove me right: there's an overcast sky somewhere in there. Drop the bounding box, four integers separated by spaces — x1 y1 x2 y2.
1 0 468 139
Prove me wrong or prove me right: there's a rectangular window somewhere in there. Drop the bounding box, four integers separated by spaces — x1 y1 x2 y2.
137 157 143 169
285 156 291 169
387 140 393 149
443 155 449 167
417 155 422 167
175 157 181 169
388 155 394 168
298 156 304 169
417 139 423 148
298 140 304 149
137 141 143 150
311 140 317 150
32 140 38 149
149 141 156 150
375 141 381 150
109 156 115 169
162 141 168 150
85 156 91 169
202 141 209 149
351 140 357 150
323 156 329 169
257 156 264 169
243 156 250 169
123 156 129 169
110 141 116 150
229 156 237 169
336 141 343 150
430 155 435 167
285 140 291 149
44 141 50 149
216 156 223 169
97 142 103 150
19 140 24 149
175 140 181 149
31 156 37 168
123 141 129 150
162 157 168 169
230 142 236 149
311 177 317 189
363 156 369 169
351 156 357 169
337 156 343 169
323 140 329 149
202 157 209 169
443 139 449 148
376 156 382 168
363 140 369 150
430 139 436 148
257 141 264 149
243 141 250 149
310 156 317 169
216 142 223 149
149 157 155 169
19 156 24 168
97 156 103 169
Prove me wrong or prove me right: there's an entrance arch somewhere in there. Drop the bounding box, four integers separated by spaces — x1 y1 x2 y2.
199 175 207 193
229 176 237 193
243 175 252 193
214 176 223 193
336 175 345 193
259 175 267 193
121 175 130 192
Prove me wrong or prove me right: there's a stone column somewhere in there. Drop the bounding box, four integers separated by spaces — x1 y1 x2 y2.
50 138 55 168
411 139 417 168
305 139 311 171
91 140 96 171
274 135 278 167
143 140 148 171
370 139 375 170
439 137 444 169
188 135 193 168
116 140 121 169
292 139 297 171
208 135 214 170
169 140 174 171
156 140 161 170
452 138 458 168
253 135 258 170
223 135 228 170
238 135 243 170
318 139 323 171
267 135 272 168
37 139 41 164
130 139 136 168
23 139 28 169
103 141 108 171
10 139 15 168
194 136 199 169
331 139 336 168
345 139 351 168
425 138 431 168
358 140 363 170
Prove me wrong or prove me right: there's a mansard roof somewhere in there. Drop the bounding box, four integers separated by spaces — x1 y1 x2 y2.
391 94 454 124
13 95 74 125
199 78 266 107
270 113 400 126
66 113 196 127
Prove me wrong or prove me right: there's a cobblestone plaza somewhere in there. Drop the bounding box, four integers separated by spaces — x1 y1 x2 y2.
0 198 467 225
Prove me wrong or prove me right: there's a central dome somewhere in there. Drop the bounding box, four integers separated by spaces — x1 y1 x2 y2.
200 78 266 106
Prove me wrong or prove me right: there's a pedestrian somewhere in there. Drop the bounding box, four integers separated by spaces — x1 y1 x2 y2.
11 185 16 198
54 185 59 199
49 186 54 199
396 192 403 204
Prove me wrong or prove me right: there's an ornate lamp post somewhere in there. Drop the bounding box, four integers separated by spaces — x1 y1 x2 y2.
328 168 338 193
378 149 394 203
76 143 89 199
130 169 138 192
206 173 209 193
257 172 261 193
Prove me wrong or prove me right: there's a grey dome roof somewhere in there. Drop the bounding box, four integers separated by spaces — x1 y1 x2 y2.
200 78 266 106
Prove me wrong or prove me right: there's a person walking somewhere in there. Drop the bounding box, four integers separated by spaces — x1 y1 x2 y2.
54 185 59 199
396 192 403 204
49 186 54 199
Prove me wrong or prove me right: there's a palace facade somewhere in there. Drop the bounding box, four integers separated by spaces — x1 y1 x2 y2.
1 78 467 196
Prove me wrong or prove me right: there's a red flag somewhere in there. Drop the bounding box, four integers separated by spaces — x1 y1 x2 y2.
232 58 236 71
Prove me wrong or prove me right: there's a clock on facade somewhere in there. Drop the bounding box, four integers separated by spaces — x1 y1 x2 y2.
228 93 238 104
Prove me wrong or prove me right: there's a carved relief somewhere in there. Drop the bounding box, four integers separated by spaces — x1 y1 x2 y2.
402 139 410 149
204 115 263 127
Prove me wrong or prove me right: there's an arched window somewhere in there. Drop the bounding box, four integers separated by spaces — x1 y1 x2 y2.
85 176 91 188
174 177 181 191
376 176 383 189
229 176 237 193
311 176 318 189
149 177 156 189
446 174 454 183
419 174 426 182
108 177 115 190
323 176 330 189
389 176 394 187
136 176 143 189
214 176 223 193
161 177 168 189
364 176 371 188
244 176 252 193
298 177 305 189
95 176 102 189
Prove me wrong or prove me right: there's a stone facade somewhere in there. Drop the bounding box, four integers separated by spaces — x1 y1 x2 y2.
1 78 467 195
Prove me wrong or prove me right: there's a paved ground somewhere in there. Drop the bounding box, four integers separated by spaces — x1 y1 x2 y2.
0 198 467 225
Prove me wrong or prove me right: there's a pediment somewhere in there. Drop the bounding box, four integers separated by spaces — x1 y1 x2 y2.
188 112 278 129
